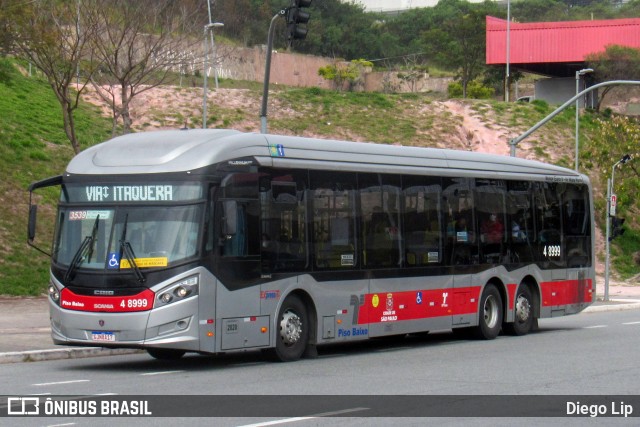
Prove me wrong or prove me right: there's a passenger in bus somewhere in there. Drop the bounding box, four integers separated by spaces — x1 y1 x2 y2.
481 213 504 244
511 221 527 242
261 233 277 255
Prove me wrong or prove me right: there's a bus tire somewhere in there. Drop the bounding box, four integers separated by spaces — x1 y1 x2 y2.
271 295 308 362
504 285 534 336
473 284 503 340
147 348 186 360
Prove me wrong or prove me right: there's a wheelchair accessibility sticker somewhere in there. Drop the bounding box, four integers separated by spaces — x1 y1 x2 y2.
107 253 120 270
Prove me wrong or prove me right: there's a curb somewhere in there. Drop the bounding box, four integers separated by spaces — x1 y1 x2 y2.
0 347 142 365
585 300 640 313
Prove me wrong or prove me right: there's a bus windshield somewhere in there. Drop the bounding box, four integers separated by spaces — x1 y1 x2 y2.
53 205 202 271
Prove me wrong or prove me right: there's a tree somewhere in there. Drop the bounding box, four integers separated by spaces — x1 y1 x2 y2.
0 0 23 55
9 0 97 154
586 45 640 112
584 115 640 221
84 0 201 135
397 56 428 93
423 0 499 98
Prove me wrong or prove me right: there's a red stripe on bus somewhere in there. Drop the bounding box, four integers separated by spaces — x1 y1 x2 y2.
354 278 593 325
507 283 517 310
541 279 593 306
356 287 481 325
59 288 155 313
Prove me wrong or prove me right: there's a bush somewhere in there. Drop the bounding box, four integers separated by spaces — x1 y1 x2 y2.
447 81 494 99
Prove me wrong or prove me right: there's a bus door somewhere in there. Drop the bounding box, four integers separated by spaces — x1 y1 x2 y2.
444 178 478 326
213 174 263 352
359 173 404 337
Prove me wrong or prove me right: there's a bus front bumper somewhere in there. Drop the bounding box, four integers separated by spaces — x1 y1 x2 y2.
49 296 201 352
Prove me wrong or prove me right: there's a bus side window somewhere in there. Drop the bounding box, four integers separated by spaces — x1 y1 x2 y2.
310 171 357 269
259 170 309 272
218 173 260 258
359 173 401 268
402 175 442 266
534 182 564 267
475 179 507 264
563 184 591 268
506 180 534 263
443 178 477 266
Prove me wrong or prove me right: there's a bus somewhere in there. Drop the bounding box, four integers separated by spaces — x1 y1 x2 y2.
28 129 594 361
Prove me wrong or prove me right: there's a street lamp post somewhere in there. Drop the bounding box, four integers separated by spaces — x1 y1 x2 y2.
505 0 511 102
604 154 632 301
575 68 593 171
202 22 224 129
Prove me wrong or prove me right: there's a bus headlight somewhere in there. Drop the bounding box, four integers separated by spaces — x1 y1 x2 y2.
156 275 199 308
48 283 60 303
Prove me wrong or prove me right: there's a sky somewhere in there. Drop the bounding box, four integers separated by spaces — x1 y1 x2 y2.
351 0 487 13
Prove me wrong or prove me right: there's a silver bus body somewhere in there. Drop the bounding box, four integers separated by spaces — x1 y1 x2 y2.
29 129 595 360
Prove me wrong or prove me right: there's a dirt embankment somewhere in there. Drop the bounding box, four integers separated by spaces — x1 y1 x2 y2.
80 84 527 155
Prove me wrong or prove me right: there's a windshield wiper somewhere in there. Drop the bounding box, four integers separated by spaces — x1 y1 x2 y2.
119 214 145 283
64 215 100 284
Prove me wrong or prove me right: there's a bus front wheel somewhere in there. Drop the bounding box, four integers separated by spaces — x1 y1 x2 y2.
271 295 309 362
473 284 503 340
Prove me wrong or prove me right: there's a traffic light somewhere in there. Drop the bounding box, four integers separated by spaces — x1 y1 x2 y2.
287 0 312 42
610 216 626 241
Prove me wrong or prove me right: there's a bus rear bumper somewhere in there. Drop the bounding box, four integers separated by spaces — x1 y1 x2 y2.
49 296 201 352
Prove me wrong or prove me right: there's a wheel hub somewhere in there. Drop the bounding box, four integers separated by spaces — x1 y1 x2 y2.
515 295 531 323
484 295 499 328
279 310 302 346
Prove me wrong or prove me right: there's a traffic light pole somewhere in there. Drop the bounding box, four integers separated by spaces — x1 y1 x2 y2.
260 10 286 134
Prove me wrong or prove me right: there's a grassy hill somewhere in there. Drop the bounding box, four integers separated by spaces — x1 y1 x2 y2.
0 58 112 295
0 58 636 295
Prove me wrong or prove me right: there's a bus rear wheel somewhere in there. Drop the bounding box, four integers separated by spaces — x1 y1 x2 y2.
504 285 534 336
271 295 309 362
147 348 186 360
473 284 503 340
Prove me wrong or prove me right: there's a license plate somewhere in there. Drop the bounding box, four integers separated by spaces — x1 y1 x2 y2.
91 331 116 342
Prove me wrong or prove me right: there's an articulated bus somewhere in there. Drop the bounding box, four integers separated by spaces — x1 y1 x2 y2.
28 129 594 361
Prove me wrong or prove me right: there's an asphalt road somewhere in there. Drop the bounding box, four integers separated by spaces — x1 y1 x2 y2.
1 308 639 426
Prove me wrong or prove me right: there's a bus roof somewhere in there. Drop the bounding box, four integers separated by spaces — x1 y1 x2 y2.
66 129 586 182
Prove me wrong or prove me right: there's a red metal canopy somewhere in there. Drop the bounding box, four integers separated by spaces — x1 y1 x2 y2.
486 16 640 66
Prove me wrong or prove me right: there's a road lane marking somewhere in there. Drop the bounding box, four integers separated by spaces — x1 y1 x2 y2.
583 325 607 329
236 407 369 427
140 370 185 376
623 321 640 325
33 380 90 386
46 423 76 427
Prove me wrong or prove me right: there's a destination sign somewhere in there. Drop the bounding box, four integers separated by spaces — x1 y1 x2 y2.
61 183 202 203
86 185 173 202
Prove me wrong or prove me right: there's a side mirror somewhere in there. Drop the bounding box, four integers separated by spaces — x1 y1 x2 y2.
28 204 37 242
222 200 237 236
